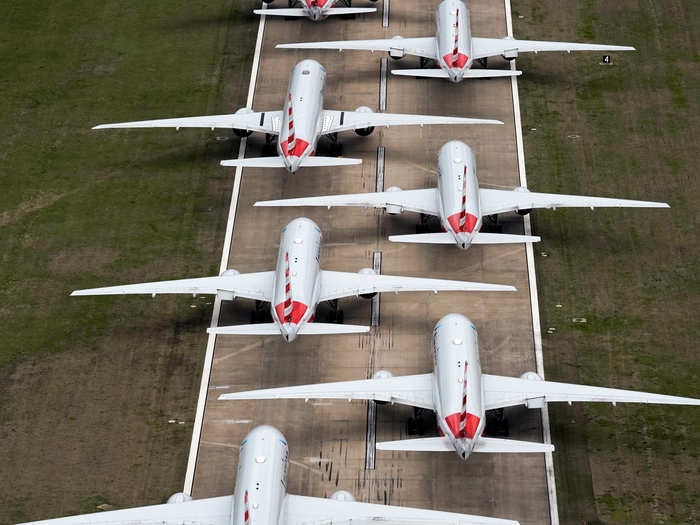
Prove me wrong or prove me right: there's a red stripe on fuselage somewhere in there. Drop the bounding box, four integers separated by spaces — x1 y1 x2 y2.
447 212 478 234
442 53 469 69
445 412 481 439
281 138 310 158
274 301 308 324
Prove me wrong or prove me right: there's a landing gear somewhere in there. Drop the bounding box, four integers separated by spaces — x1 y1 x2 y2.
484 408 509 437
326 132 343 156
407 407 436 435
327 299 345 324
481 214 503 233
339 0 355 18
262 133 276 156
250 300 272 323
416 213 440 234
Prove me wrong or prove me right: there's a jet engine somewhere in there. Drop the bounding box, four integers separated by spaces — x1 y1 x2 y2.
520 371 545 408
502 49 518 61
353 106 375 136
233 108 253 137
385 186 403 215
358 267 377 299
220 269 240 276
513 186 532 215
388 36 405 60
331 490 356 502
167 493 193 504
372 370 393 404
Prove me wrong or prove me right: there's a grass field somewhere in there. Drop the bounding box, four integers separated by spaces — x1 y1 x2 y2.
513 0 699 523
0 1 256 522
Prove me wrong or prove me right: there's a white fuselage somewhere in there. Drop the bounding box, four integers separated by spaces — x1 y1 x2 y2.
231 426 289 525
293 0 342 21
435 0 473 83
436 140 482 250
431 313 486 459
270 217 322 342
278 60 326 172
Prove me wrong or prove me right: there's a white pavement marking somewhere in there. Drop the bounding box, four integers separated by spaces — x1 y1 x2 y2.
504 1 559 524
183 6 268 496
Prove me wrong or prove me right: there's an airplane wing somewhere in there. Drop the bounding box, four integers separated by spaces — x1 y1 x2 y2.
471 37 635 60
283 494 519 525
483 374 700 410
254 188 441 216
277 37 437 59
71 272 275 302
479 188 669 215
93 110 282 135
322 110 502 134
318 270 515 302
219 373 435 409
16 495 232 525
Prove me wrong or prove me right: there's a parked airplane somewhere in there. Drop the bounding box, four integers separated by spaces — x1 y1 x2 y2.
255 0 377 21
220 314 700 460
254 140 669 250
17 425 520 525
276 0 635 83
93 60 501 172
72 218 515 342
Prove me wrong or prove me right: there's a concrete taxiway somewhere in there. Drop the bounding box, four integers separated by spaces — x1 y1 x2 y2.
186 1 554 524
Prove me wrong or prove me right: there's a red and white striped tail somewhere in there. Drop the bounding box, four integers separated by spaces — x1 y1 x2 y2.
283 252 293 322
244 490 250 525
287 94 296 153
458 165 467 231
452 9 460 66
458 364 468 436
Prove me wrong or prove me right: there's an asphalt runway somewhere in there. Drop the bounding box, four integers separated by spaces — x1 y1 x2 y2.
189 1 552 523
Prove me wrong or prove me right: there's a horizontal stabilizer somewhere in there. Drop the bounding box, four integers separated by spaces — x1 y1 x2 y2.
208 323 369 336
389 232 454 244
377 436 453 452
473 437 554 454
472 232 541 244
254 7 375 16
220 156 361 168
391 69 522 79
388 232 540 244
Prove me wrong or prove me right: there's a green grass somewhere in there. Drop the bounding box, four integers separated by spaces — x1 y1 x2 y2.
0 1 256 522
514 0 699 523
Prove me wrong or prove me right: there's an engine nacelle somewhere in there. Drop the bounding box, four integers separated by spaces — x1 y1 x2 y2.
513 186 531 215
233 108 254 137
520 371 544 408
385 186 403 215
358 267 377 299
372 369 393 380
220 269 240 277
502 49 518 61
353 106 375 136
167 493 193 504
388 36 405 60
331 490 356 502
